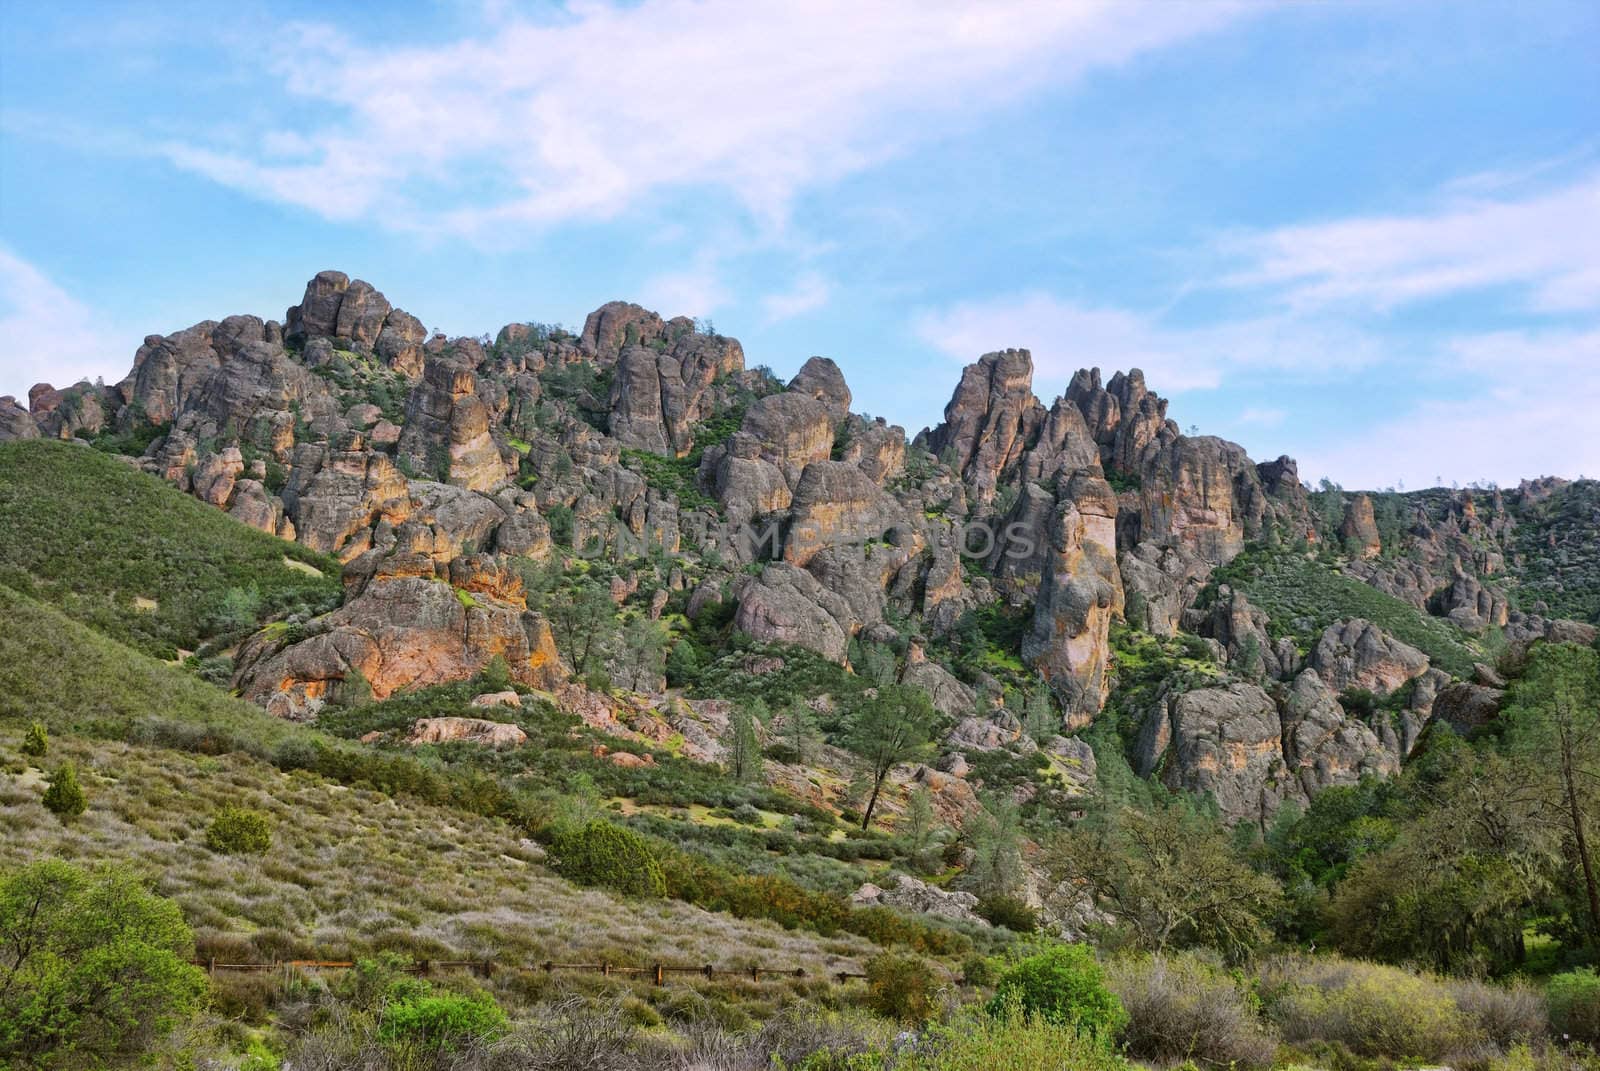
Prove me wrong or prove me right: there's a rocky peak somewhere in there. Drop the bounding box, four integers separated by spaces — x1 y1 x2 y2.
788 356 852 421
925 348 1045 505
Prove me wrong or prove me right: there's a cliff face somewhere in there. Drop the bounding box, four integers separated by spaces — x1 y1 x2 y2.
11 269 1592 820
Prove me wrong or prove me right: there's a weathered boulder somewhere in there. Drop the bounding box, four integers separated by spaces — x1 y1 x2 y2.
605 328 744 457
1308 619 1429 696
740 391 835 488
705 432 791 527
788 356 852 421
1280 670 1397 798
851 874 985 926
1144 682 1289 824
397 357 506 492
783 461 908 568
1432 682 1505 737
409 717 527 748
0 396 39 440
733 563 851 662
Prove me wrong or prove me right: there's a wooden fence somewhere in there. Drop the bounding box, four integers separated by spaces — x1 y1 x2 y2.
194 956 870 986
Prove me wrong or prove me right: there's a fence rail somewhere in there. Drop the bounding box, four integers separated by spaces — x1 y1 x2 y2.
193 957 870 985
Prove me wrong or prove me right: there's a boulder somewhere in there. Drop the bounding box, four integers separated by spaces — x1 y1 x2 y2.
733 563 850 662
1338 494 1382 559
740 391 835 488
1308 619 1430 696
851 874 985 926
784 461 908 568
409 717 527 748
1141 682 1288 825
787 356 852 420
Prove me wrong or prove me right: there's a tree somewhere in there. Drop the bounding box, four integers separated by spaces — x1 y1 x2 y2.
968 796 1026 899
549 580 616 676
727 702 763 783
617 615 667 692
843 685 942 830
0 860 207 1067
905 784 937 854
781 699 821 766
21 721 48 758
1048 804 1282 959
42 762 86 819
1505 642 1600 948
1021 683 1055 742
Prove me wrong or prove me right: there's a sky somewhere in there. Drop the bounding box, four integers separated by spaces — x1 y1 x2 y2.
1 0 1596 490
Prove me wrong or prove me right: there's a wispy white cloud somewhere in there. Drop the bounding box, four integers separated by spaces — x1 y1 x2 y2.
637 257 730 320
1237 406 1286 427
760 272 831 323
0 247 128 398
154 0 1263 236
1298 326 1600 488
911 290 1382 396
1219 169 1600 314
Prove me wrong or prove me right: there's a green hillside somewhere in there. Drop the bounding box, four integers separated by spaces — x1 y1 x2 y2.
1207 546 1480 677
0 440 340 659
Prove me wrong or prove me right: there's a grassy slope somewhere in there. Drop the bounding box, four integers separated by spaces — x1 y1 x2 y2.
1209 547 1479 677
0 440 340 658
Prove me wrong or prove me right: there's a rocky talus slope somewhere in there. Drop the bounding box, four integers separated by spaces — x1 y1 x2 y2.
7 269 1595 823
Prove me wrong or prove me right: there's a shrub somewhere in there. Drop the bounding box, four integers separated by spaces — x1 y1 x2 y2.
21 720 48 757
206 805 273 854
42 761 87 818
960 954 998 988
378 990 507 1051
0 860 207 1067
864 951 936 1023
1448 977 1549 1048
1108 952 1277 1068
549 820 667 898
1258 954 1465 1059
1548 968 1600 1043
987 944 1128 1038
900 1003 1126 1071
975 894 1037 933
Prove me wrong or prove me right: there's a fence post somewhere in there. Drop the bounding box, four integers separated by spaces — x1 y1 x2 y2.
750 966 759 982
419 959 431 978
208 957 216 976
653 963 663 986
542 961 553 975
601 960 610 978
703 963 714 979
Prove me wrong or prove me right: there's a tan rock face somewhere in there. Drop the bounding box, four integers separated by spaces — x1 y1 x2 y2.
397 358 507 492
409 717 527 748
741 391 835 488
783 461 908 568
1308 619 1430 696
1022 470 1122 719
234 552 563 719
925 349 1045 505
1339 494 1382 558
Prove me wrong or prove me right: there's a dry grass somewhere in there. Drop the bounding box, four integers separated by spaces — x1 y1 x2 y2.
0 727 875 1017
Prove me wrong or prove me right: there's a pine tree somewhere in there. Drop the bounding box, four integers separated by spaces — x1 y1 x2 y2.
728 703 763 783
905 784 937 853
1022 684 1055 741
42 762 87 819
783 700 821 765
21 721 48 758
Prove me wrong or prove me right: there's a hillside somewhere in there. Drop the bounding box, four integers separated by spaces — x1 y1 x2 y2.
0 440 340 659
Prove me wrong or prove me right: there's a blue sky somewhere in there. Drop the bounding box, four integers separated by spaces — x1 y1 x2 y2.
1 0 1596 489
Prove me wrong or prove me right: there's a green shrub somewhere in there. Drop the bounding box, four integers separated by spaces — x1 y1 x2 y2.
21 720 48 757
898 1002 1126 1070
1548 968 1600 1043
0 860 207 1067
549 820 667 898
864 951 937 1023
206 806 273 855
1259 954 1465 1059
975 894 1037 933
42 761 87 818
960 954 998 987
987 944 1127 1038
379 990 507 1051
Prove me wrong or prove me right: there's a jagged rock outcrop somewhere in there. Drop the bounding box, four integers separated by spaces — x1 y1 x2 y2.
925 349 1045 505
397 358 507 492
788 356 852 421
0 396 38 440
235 551 561 720
740 391 835 488
1307 619 1429 696
1280 670 1397 797
1199 585 1301 680
783 461 908 568
605 328 744 457
851 874 984 926
1140 682 1289 825
1022 470 1121 718
732 562 851 662
1339 494 1382 559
